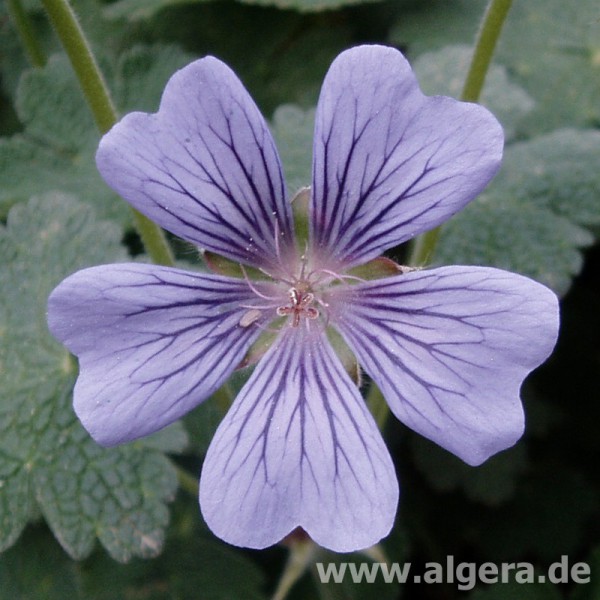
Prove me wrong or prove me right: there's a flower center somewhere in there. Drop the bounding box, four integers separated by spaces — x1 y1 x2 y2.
276 286 319 327
237 255 351 331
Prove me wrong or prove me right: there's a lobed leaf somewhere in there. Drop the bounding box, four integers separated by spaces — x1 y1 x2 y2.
0 45 194 223
435 129 600 297
487 129 600 229
0 193 185 561
0 508 268 599
390 0 600 134
412 45 535 141
104 0 383 20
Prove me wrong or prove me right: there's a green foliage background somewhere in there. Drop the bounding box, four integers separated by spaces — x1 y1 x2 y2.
0 0 598 597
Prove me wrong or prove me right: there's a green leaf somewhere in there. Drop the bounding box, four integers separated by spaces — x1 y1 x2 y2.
16 55 97 149
79 495 268 600
410 436 528 506
104 0 212 21
0 44 194 222
389 0 486 57
0 501 268 600
1 0 129 102
105 0 383 19
494 0 600 134
390 0 600 133
143 4 352 114
0 54 117 221
412 45 534 141
435 129 599 297
113 44 194 113
487 129 600 229
435 196 591 297
0 193 185 561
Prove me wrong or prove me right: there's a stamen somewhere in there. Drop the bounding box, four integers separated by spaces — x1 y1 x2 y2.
240 265 279 300
310 268 365 285
240 302 278 310
274 218 281 262
239 309 262 328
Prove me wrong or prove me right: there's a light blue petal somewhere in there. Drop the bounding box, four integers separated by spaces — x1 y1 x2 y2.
48 264 264 445
200 325 398 552
332 266 559 465
97 57 295 272
311 45 504 269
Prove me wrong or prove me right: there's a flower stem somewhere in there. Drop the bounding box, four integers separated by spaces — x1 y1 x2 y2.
271 540 317 600
40 0 175 266
40 0 116 133
368 0 514 426
7 0 46 68
460 0 514 103
133 218 175 267
175 465 199 497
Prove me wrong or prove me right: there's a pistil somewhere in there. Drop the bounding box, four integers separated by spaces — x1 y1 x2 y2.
276 287 319 327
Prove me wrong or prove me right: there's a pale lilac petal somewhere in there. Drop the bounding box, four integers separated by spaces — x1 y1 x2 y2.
331 267 559 465
96 57 294 271
200 326 398 552
311 45 503 268
47 264 264 446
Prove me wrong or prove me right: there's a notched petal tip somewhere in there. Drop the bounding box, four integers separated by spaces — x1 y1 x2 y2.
47 263 263 446
200 327 398 553
332 266 559 466
311 44 504 269
95 55 293 271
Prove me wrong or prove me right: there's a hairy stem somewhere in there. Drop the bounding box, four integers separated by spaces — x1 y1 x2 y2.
461 0 514 103
7 0 46 67
40 0 175 266
271 541 317 600
40 0 116 133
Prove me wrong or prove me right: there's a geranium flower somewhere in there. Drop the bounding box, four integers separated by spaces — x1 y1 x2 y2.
47 45 559 552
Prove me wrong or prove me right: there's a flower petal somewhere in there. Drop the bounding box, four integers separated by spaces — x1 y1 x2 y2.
96 57 294 271
200 326 398 552
311 45 503 268
331 266 559 465
47 264 264 446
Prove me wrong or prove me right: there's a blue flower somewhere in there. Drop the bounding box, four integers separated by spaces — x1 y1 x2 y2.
48 45 559 552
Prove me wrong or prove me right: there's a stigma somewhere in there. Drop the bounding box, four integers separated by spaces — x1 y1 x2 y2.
276 287 319 327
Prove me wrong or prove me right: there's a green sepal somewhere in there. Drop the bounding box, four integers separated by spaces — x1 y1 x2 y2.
202 250 263 280
348 257 409 281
